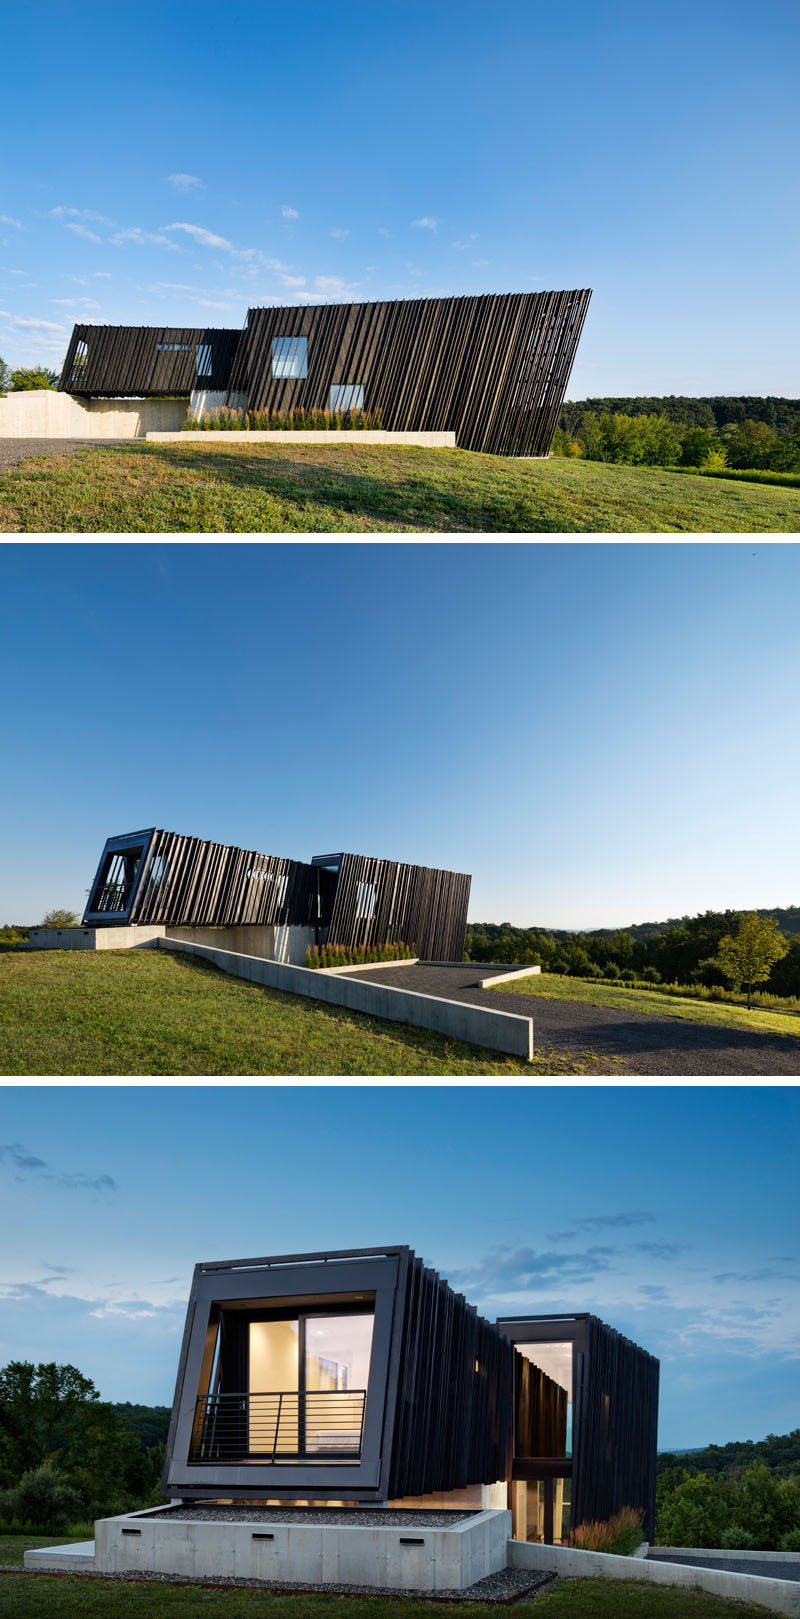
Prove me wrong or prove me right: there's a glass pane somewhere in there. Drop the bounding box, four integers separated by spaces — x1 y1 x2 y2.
305 1314 373 1454
249 1319 299 1453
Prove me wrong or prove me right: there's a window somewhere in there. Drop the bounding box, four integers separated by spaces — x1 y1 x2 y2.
71 338 88 379
247 1310 374 1457
355 881 376 921
195 343 213 378
157 342 192 353
272 336 308 379
329 384 364 412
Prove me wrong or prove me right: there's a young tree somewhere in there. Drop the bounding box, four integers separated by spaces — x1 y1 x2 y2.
41 908 80 928
714 912 789 1008
10 366 59 391
0 355 11 395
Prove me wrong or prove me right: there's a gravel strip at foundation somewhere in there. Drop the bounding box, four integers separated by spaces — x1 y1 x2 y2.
146 1506 474 1526
0 438 130 472
2 1564 554 1603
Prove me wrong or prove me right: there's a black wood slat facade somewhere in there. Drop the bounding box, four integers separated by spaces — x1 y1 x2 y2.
572 1316 660 1539
323 853 471 962
387 1253 513 1498
230 292 591 455
58 287 591 454
514 1357 568 1460
59 324 242 396
82 830 469 960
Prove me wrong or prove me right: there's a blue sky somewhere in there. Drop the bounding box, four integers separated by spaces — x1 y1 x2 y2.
2 0 798 394
0 1085 798 1448
1 542 799 929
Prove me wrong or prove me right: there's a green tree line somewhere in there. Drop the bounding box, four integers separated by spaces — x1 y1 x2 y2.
555 396 800 473
465 909 800 1000
0 1362 166 1531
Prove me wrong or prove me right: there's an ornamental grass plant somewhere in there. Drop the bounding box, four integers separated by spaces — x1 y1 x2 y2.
187 406 383 431
570 1506 645 1555
306 941 414 970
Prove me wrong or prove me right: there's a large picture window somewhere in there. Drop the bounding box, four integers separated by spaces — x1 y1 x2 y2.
272 336 308 379
247 1308 373 1459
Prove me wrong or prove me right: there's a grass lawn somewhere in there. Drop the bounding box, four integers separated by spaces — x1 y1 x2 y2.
1 442 799 532
492 972 800 1039
0 1565 771 1619
0 951 595 1077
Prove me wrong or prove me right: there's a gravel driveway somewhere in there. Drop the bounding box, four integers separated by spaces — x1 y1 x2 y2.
346 964 800 1076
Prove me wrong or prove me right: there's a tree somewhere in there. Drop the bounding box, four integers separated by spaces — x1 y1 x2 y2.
10 367 59 391
0 355 10 396
41 908 80 928
715 912 789 1008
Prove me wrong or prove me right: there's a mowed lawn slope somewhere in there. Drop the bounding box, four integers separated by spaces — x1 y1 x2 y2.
492 971 800 1038
1 442 798 532
0 950 582 1077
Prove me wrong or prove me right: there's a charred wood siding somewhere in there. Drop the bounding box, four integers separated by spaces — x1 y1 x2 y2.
573 1316 660 1539
387 1255 513 1497
325 854 470 962
515 1357 568 1459
230 291 591 456
59 324 242 396
121 830 318 929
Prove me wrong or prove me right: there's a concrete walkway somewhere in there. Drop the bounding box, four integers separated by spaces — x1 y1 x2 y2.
346 964 800 1076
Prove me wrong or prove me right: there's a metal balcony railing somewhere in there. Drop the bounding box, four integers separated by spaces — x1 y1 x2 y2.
190 1389 367 1464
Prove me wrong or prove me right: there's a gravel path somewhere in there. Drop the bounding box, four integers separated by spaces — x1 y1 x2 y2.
648 1552 800 1582
0 438 129 471
2 1563 553 1603
346 964 800 1076
147 1506 473 1526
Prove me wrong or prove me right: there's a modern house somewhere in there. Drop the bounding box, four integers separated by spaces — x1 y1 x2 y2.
58 288 592 455
164 1245 659 1544
80 827 471 962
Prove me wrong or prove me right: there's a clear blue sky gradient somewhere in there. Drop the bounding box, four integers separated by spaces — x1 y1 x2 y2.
1 1085 798 1449
2 0 798 394
1 542 799 929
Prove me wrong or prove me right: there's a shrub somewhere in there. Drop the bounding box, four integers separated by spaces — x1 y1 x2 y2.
41 908 80 928
0 1463 81 1531
579 960 604 978
186 405 383 432
10 367 59 391
571 1506 644 1555
603 962 620 980
720 1524 756 1550
641 965 662 983
620 968 637 983
779 1528 800 1551
656 1472 730 1548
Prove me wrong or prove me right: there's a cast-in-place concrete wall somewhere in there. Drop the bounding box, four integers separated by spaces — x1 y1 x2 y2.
0 390 188 438
508 1539 800 1616
158 937 533 1060
25 925 166 950
93 1505 511 1590
165 924 314 965
146 428 457 446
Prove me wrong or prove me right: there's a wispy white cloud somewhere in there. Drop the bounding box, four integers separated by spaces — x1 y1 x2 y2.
0 215 22 229
9 316 66 332
166 172 204 192
330 226 349 239
281 205 299 221
451 234 478 249
51 206 111 224
164 221 234 250
112 227 177 249
50 298 101 310
412 216 438 231
314 274 357 296
279 273 306 288
65 222 102 243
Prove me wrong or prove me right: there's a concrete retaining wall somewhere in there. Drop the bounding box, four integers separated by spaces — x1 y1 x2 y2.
165 924 314 965
479 965 541 987
0 390 188 438
25 925 166 950
159 937 534 1060
92 1505 510 1590
146 428 456 446
508 1539 800 1615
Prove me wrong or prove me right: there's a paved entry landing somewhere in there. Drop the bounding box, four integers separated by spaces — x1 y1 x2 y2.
346 964 800 1077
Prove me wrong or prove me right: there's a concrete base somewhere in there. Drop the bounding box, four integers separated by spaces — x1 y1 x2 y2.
92 1505 510 1590
0 390 188 438
25 925 165 951
480 965 541 988
146 429 457 447
24 1540 96 1571
24 923 314 965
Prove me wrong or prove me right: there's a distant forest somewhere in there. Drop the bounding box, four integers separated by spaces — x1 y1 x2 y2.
465 908 800 998
561 397 800 436
111 1402 171 1449
660 1430 800 1481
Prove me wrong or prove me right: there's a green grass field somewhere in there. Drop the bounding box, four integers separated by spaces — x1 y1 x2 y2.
491 972 800 1038
0 950 595 1077
1 442 798 532
0 1542 773 1618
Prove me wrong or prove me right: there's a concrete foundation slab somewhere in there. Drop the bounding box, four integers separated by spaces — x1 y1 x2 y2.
24 1540 96 1571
